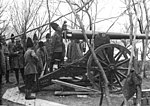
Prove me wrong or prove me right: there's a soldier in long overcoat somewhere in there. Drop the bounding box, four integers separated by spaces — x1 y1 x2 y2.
50 22 65 71
13 38 25 84
0 39 6 105
2 38 12 84
44 33 52 71
66 39 83 63
7 34 16 71
24 37 39 100
33 33 38 52
36 41 47 76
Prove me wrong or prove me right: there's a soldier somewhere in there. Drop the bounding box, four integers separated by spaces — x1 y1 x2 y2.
50 22 65 71
79 40 86 55
44 33 52 71
0 38 6 105
24 37 39 100
2 37 13 84
33 33 38 51
36 41 47 77
66 39 83 63
13 38 25 85
8 34 16 72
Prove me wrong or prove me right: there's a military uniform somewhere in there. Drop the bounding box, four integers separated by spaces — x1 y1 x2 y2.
2 44 11 83
36 46 47 76
0 43 6 105
24 48 38 99
44 39 52 70
13 42 25 84
51 32 65 70
7 41 16 70
33 33 39 52
24 48 38 75
66 40 83 62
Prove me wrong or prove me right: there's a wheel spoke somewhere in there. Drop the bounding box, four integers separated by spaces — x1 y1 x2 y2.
109 47 115 63
115 52 123 62
115 72 125 81
92 66 107 70
96 53 105 61
99 59 109 66
111 47 114 56
116 58 130 66
96 54 109 66
114 51 120 59
113 73 123 87
93 73 101 89
102 49 110 64
109 73 114 85
116 70 127 78
117 67 128 71
103 67 107 70
90 78 100 89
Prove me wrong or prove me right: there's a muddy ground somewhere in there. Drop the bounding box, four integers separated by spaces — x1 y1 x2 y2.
1 71 150 106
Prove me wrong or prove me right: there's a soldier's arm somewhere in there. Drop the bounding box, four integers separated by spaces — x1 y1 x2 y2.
7 42 11 53
19 46 24 54
8 43 18 57
36 50 44 71
3 45 8 56
1 50 6 74
51 33 57 53
31 50 39 61
43 46 48 61
12 46 20 56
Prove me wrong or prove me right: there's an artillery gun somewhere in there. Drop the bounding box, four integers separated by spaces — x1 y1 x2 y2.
20 29 149 94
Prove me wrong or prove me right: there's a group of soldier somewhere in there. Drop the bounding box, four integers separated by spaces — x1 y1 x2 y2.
0 22 67 103
0 22 87 104
0 33 26 104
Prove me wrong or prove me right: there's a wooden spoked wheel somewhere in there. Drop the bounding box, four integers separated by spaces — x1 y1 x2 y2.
87 44 131 93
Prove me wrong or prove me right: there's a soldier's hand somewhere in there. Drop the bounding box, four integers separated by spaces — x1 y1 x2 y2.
14 51 19 54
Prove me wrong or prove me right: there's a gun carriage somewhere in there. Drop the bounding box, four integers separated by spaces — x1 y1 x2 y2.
20 29 148 94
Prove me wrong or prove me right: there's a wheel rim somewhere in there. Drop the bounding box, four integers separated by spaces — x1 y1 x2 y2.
87 44 131 93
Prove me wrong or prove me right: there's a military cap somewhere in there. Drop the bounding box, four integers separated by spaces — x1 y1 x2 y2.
33 33 38 40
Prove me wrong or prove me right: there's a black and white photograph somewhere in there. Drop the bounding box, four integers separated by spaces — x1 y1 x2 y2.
0 0 150 106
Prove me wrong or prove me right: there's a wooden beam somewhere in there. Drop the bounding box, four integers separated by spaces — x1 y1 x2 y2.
54 91 100 96
51 79 101 93
40 63 47 78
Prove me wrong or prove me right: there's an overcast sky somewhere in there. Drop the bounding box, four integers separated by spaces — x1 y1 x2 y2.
58 0 129 32
2 0 130 33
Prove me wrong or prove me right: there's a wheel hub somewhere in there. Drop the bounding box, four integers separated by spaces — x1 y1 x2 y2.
108 64 116 71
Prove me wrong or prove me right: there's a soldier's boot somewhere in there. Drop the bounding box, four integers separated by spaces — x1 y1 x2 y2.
25 89 36 100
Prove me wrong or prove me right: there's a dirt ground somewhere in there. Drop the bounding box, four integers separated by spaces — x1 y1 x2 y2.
1 71 150 106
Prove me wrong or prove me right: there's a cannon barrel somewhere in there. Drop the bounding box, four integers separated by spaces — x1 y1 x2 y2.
63 29 150 39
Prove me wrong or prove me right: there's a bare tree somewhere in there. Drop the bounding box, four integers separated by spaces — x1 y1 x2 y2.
0 0 9 35
141 0 150 79
66 0 112 106
9 0 44 49
10 0 43 34
34 11 48 40
130 0 150 79
46 0 51 36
